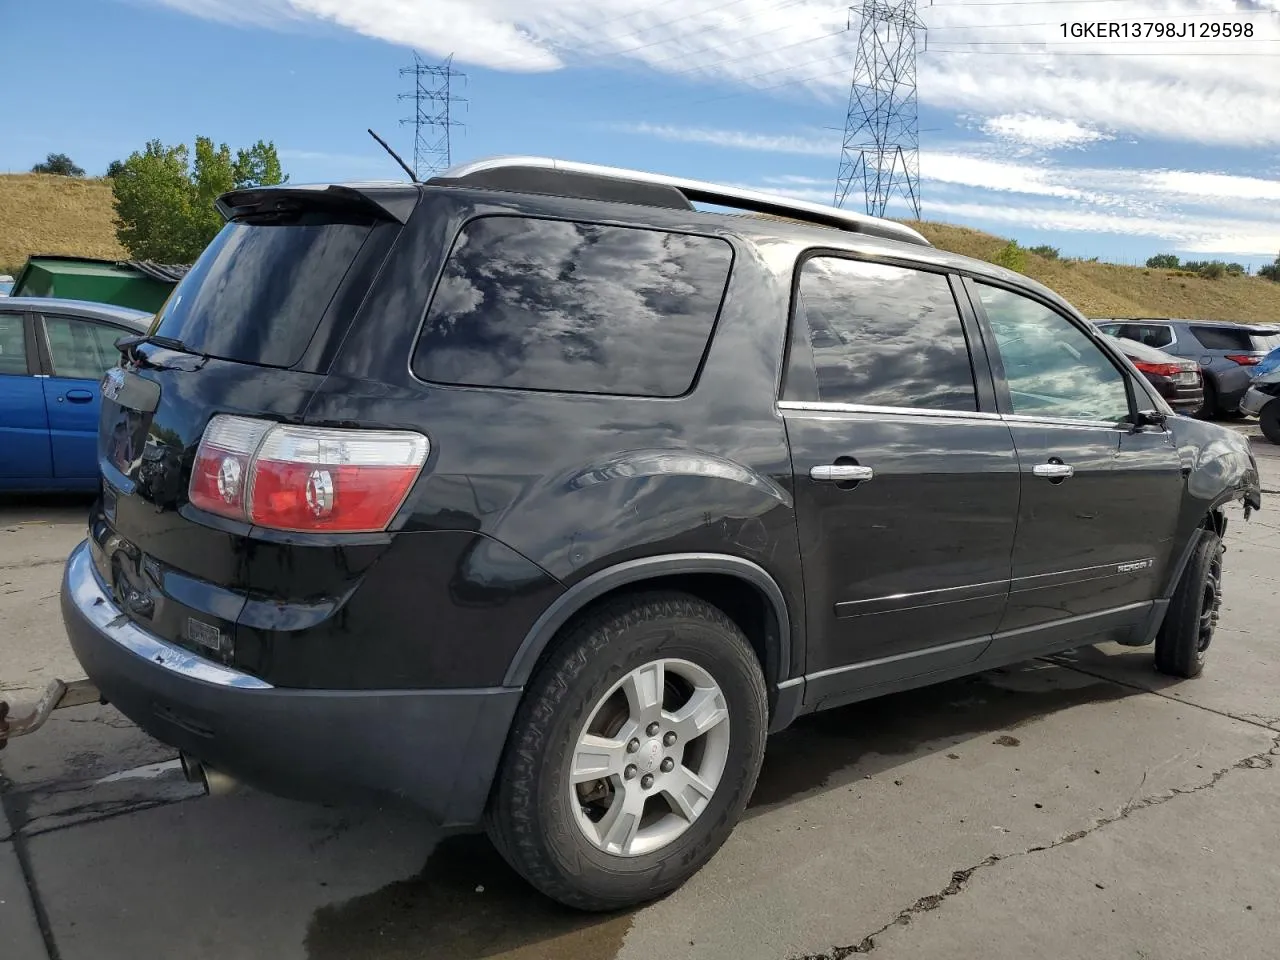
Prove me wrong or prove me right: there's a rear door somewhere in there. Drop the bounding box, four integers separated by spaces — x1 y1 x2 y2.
965 281 1183 651
781 255 1019 706
0 310 54 483
38 313 134 480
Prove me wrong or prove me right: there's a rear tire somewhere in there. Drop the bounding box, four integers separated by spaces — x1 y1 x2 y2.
1260 400 1280 445
486 591 768 911
1154 531 1224 679
1194 379 1218 420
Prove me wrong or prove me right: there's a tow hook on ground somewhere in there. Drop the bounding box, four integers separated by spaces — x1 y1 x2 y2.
0 678 101 749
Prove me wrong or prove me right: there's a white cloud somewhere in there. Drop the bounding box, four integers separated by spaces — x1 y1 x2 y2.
609 122 833 157
979 114 1113 151
149 0 1280 148
617 120 1280 256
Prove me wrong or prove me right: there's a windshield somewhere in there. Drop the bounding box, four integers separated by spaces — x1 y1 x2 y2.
149 213 374 369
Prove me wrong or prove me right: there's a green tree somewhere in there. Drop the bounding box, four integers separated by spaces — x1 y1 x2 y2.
111 136 287 263
31 152 84 176
1259 252 1280 282
105 159 125 178
1146 254 1180 269
992 240 1026 273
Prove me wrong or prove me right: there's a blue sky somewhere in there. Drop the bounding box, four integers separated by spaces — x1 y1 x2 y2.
5 0 1280 268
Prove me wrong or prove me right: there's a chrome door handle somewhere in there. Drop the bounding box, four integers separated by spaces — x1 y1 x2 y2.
810 464 874 483
1032 463 1074 480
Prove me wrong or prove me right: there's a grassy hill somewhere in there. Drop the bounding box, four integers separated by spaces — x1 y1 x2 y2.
0 174 124 276
905 220 1280 322
2 173 1278 322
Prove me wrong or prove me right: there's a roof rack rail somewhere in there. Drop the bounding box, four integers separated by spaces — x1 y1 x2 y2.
431 156 932 247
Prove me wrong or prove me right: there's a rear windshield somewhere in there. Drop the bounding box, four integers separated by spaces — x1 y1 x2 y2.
1191 325 1280 353
411 215 733 397
150 214 374 368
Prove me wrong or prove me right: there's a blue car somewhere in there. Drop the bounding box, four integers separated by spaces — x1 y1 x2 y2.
1 297 151 492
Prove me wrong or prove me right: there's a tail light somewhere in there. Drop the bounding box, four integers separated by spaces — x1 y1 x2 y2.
1226 355 1260 366
189 415 429 533
1131 360 1186 377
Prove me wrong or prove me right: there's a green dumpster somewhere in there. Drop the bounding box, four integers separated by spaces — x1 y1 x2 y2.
10 255 188 313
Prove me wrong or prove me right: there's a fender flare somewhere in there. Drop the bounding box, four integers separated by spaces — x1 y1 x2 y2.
502 553 793 689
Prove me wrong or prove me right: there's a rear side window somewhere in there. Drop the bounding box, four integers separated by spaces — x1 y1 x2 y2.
784 257 977 411
412 216 733 397
44 316 128 380
1188 325 1280 352
150 214 374 369
1190 326 1251 351
1124 323 1174 349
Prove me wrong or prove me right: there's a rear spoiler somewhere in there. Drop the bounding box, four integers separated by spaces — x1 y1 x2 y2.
215 183 420 224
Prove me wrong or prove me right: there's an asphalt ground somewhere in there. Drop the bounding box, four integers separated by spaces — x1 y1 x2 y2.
2 426 1278 960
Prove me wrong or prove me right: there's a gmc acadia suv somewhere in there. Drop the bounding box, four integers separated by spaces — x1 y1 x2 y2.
61 158 1262 911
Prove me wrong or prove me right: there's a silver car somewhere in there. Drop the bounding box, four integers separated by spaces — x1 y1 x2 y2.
1093 318 1280 418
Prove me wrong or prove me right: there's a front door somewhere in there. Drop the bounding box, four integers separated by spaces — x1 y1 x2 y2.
966 281 1183 652
39 314 127 479
781 256 1019 707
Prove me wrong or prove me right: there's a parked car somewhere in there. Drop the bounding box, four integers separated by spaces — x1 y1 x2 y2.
0 275 14 296
1102 334 1203 414
61 159 1261 912
1240 347 1280 442
1093 318 1280 418
1 297 151 492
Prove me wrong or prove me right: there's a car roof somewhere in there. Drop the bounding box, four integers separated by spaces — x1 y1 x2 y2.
0 296 153 329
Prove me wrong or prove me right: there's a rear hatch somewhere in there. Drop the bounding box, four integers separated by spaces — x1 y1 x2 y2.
91 184 415 679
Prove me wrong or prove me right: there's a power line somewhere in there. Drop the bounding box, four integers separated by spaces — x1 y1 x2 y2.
836 1 926 219
398 52 466 180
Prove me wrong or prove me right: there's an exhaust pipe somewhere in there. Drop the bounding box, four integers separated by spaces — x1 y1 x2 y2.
179 752 241 797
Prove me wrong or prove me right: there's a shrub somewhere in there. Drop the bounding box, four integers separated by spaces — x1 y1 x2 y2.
1028 244 1059 259
993 240 1026 272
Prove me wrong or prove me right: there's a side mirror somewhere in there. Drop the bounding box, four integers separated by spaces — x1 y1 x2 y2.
1133 409 1168 430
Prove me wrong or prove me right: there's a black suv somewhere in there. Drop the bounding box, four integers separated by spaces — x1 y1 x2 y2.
62 158 1261 911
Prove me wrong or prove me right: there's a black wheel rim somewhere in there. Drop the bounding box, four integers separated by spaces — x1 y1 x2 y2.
1197 547 1223 654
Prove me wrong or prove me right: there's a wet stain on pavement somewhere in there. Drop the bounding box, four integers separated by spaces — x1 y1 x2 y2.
305 834 633 960
749 663 1133 810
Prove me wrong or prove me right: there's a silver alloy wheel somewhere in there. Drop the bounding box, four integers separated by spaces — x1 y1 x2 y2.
569 657 731 858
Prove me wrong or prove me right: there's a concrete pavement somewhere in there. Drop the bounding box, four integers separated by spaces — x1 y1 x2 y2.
1 430 1278 960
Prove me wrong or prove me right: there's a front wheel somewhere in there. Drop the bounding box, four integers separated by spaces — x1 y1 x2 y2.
1260 400 1280 444
1155 531 1224 679
486 592 768 911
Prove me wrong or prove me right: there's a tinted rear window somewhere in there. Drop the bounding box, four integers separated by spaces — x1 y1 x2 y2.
784 257 977 411
1190 325 1280 352
150 215 374 368
411 216 733 397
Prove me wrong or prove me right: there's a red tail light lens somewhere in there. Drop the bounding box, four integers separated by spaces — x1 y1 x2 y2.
1131 360 1185 377
189 416 429 533
1226 354 1260 366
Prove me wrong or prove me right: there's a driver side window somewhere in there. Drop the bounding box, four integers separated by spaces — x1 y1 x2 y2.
975 283 1131 424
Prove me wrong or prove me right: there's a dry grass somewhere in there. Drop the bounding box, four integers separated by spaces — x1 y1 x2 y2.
0 174 124 276
2 174 1278 321
904 220 1280 322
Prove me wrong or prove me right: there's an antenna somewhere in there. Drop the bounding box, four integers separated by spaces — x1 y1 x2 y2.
834 0 926 219
398 52 467 180
367 128 418 182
